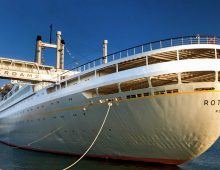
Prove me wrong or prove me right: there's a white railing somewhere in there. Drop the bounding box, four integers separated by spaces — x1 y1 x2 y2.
70 35 219 73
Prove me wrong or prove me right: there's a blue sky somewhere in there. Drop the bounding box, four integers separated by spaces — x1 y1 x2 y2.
0 0 220 83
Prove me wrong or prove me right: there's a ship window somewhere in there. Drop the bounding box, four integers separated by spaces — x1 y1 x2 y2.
148 51 177 65
131 95 136 98
166 89 179 93
69 98 73 101
217 72 220 82
83 89 97 98
61 82 66 89
154 90 166 95
151 73 178 87
179 49 215 60
47 86 56 94
137 94 142 97
121 78 149 91
194 87 215 91
80 71 95 82
118 57 146 71
67 78 78 86
217 49 220 59
98 84 119 95
181 71 215 83
143 92 150 96
97 65 117 77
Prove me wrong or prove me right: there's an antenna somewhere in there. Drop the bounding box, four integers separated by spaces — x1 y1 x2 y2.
49 24 53 43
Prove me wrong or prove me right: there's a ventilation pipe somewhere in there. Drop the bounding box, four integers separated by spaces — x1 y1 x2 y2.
34 31 64 70
56 31 62 69
103 40 108 64
35 35 42 65
60 39 65 70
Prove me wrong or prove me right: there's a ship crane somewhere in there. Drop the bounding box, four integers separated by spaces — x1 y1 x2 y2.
0 31 71 83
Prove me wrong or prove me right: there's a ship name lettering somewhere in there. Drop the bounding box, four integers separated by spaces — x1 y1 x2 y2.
27 74 32 78
12 72 17 76
0 70 38 79
204 100 220 106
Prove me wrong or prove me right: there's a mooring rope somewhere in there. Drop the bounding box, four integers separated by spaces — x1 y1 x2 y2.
27 126 63 146
62 102 112 170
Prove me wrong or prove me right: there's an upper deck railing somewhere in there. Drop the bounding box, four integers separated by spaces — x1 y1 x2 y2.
70 35 219 73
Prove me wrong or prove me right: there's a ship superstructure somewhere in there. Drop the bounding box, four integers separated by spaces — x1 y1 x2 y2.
0 33 220 164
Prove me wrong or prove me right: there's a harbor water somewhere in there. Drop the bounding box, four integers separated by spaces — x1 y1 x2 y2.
0 138 220 170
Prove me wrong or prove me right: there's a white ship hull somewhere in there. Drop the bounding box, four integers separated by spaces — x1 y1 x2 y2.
0 89 219 164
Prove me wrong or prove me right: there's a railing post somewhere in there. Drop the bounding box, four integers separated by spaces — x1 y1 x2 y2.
160 41 162 48
171 39 172 46
93 61 95 68
127 50 128 57
150 43 152 50
181 37 183 45
142 45 144 53
113 54 115 61
177 50 179 60
120 52 122 59
178 73 181 84
78 76 81 83
118 83 121 92
146 56 148 65
190 37 192 44
134 48 135 55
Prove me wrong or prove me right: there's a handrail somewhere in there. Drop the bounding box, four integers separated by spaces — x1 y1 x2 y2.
68 35 219 74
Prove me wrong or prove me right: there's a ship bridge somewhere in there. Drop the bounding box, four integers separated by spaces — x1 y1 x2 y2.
0 57 59 82
0 31 75 83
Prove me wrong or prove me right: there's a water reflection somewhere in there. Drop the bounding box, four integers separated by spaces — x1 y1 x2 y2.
0 139 220 170
0 145 182 170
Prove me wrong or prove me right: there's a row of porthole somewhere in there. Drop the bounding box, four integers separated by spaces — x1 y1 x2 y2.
5 93 74 115
16 100 60 115
14 112 86 124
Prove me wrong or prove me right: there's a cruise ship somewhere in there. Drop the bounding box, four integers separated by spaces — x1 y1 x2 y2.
0 32 220 165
